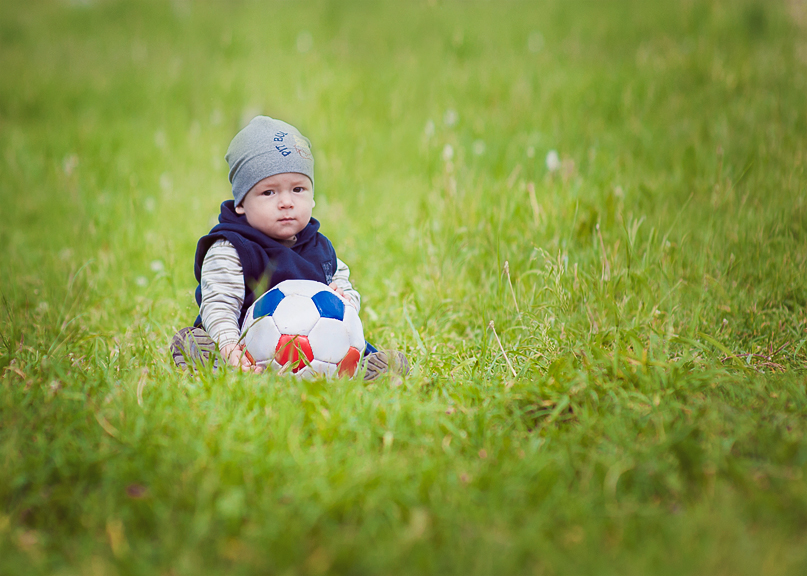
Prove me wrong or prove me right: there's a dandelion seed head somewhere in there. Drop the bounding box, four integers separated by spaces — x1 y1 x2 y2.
546 150 561 172
159 174 173 193
424 119 435 138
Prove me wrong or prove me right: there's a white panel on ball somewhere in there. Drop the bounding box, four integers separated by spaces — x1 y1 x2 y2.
276 279 329 299
294 365 314 380
272 294 321 334
309 359 338 378
343 306 365 351
308 318 351 363
242 316 281 365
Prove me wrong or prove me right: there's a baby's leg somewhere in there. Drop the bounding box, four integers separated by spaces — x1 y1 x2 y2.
169 327 218 371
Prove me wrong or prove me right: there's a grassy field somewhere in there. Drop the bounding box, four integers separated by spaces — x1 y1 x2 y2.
1 0 807 574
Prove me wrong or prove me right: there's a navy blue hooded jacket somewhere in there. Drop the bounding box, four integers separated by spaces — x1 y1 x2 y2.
193 200 337 328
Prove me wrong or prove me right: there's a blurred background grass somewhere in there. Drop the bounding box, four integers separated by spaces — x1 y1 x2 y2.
1 0 807 574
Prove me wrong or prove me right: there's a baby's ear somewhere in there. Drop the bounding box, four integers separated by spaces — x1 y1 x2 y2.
235 203 246 214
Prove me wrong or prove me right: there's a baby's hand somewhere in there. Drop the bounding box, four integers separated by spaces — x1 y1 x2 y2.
328 282 357 309
220 342 263 373
328 282 347 300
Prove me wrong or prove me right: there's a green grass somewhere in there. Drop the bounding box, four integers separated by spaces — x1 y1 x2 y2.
2 0 807 574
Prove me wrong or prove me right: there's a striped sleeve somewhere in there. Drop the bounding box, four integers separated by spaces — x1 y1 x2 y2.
200 239 245 348
332 258 361 312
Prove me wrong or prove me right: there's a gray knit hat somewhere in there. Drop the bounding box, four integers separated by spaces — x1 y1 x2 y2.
225 116 315 206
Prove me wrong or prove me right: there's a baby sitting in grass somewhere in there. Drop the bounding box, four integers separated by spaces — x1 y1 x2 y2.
170 116 408 380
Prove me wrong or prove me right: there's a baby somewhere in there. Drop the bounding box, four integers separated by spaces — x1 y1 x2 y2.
170 116 408 380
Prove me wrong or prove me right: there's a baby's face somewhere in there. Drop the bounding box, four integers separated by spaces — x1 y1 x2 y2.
235 172 314 241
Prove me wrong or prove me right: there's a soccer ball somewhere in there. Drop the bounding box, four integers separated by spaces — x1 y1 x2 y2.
240 279 365 378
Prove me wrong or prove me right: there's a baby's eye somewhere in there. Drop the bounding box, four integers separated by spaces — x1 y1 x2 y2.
293 186 306 193
262 189 275 196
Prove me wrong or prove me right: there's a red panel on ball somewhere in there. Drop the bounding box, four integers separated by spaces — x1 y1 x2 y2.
275 335 315 373
338 346 361 376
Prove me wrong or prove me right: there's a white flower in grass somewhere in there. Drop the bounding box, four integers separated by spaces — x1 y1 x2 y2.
444 109 458 127
472 140 486 156
424 119 435 138
159 173 172 193
135 276 148 287
442 144 454 161
546 150 561 172
150 260 165 273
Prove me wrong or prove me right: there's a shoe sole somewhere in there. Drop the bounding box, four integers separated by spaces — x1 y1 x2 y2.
363 351 410 381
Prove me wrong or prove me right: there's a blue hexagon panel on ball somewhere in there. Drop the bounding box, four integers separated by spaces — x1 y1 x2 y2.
240 279 365 378
252 287 285 318
311 290 345 321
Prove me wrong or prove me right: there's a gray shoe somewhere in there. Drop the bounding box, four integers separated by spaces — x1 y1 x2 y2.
170 327 218 371
363 350 410 382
